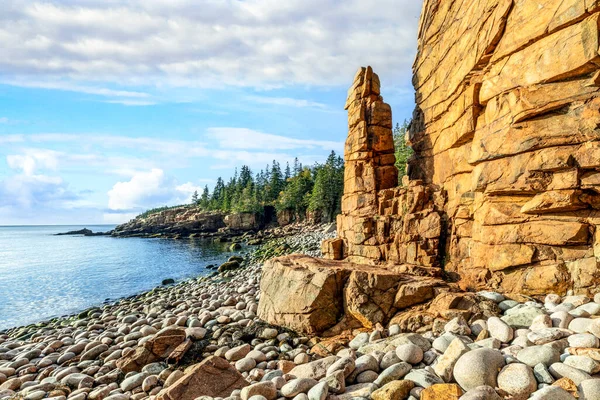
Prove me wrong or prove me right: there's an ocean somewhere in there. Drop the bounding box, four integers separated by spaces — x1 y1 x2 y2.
0 225 233 331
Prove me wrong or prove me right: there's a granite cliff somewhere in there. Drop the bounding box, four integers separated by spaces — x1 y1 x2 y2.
260 0 600 337
112 207 262 238
324 1 600 297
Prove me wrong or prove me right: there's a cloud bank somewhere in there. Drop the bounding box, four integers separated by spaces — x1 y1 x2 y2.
1 0 422 90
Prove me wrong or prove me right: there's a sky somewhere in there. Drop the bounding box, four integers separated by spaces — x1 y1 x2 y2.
0 0 423 225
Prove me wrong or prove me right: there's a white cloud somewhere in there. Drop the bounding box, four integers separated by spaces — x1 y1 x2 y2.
0 134 24 144
246 96 328 109
107 168 193 210
0 173 78 209
104 99 158 106
0 0 422 89
206 127 342 151
2 79 150 98
7 149 60 175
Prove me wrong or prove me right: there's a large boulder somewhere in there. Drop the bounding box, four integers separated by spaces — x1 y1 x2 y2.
156 356 248 400
258 255 445 334
257 255 349 335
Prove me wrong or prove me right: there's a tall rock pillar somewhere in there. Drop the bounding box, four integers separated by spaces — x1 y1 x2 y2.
342 66 397 217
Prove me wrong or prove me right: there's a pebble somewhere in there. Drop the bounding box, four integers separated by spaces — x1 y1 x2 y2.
280 378 318 397
453 348 505 391
578 378 600 400
516 345 560 367
395 343 423 364
497 363 537 399
4 226 600 400
460 385 502 400
486 317 513 343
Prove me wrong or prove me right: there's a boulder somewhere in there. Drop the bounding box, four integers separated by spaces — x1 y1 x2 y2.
156 356 248 400
257 254 444 334
117 328 186 373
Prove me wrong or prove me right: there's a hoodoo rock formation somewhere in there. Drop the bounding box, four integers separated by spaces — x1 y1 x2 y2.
260 1 600 336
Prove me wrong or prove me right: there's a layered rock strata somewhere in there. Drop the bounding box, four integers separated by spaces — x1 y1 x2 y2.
408 0 600 295
324 2 600 297
324 67 444 269
258 255 446 335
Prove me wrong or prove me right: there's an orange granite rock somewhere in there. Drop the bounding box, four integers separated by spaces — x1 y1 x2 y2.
323 0 600 297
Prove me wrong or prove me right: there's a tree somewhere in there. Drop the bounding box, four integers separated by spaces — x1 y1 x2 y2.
284 162 291 181
394 120 414 184
309 151 344 222
211 177 225 209
293 157 303 177
200 185 210 209
191 190 199 204
277 167 314 217
266 161 284 203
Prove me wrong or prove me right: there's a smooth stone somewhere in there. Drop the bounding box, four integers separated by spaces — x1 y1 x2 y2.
502 307 545 329
396 344 423 364
549 362 591 385
568 333 599 348
516 346 560 367
459 385 502 400
453 348 505 391
281 378 318 398
533 363 555 385
497 363 537 399
236 357 256 373
355 370 379 383
569 318 593 334
373 362 412 386
404 368 444 388
477 291 505 303
564 355 600 374
241 381 277 400
326 356 355 379
578 378 600 400
530 385 576 399
349 333 370 350
307 381 328 400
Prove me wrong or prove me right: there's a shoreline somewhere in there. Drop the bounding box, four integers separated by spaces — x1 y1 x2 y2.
1 224 600 399
1 223 332 338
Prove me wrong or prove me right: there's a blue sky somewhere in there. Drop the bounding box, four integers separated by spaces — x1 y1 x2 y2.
0 0 422 225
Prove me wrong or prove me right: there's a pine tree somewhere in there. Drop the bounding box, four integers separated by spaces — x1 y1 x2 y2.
267 161 284 203
200 185 210 209
191 190 199 204
309 151 344 222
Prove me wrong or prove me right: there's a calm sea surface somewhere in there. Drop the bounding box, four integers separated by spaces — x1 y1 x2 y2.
0 225 233 331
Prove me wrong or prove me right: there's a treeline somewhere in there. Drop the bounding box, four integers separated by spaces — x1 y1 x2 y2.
142 122 413 221
191 151 344 222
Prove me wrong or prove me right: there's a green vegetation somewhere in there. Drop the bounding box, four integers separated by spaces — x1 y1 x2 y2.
394 120 414 184
190 151 345 222
138 123 413 221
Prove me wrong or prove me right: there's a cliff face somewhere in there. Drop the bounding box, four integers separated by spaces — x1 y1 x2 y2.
112 207 265 237
409 1 600 295
112 207 227 237
325 2 600 296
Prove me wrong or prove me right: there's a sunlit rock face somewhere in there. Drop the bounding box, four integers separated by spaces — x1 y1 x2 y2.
408 0 600 295
327 2 600 296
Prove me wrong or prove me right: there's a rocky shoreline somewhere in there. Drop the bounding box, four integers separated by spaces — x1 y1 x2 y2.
1 224 600 400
